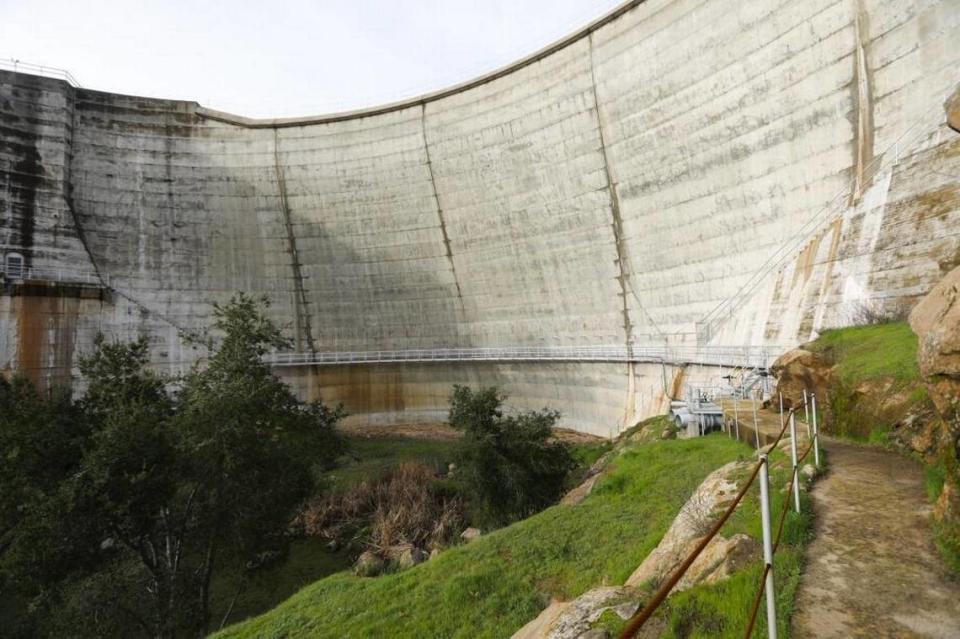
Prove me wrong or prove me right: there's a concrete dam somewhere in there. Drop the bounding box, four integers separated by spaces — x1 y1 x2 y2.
2 0 959 436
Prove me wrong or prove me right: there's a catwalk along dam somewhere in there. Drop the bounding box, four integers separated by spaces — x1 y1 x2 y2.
1 0 959 436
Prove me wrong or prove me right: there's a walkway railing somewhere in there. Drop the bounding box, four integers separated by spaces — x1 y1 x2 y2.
621 392 822 639
1 266 107 288
0 58 82 86
264 344 784 368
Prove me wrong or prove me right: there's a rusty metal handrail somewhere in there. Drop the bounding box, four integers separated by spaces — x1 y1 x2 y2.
619 407 798 638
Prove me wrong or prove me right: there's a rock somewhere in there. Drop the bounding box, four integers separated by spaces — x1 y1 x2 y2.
460 527 482 543
448 462 457 476
772 350 830 407
909 264 960 417
626 460 751 588
801 464 816 480
325 539 340 553
611 601 640 620
353 551 385 577
579 630 610 639
429 548 442 560
511 587 638 639
678 533 759 590
398 547 429 570
561 473 601 506
948 87 960 133
934 479 960 525
770 348 831 410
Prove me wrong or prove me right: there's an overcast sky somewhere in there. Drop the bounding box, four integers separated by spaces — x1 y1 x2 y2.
1 0 625 118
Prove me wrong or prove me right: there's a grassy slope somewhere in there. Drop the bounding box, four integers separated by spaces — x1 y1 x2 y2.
325 436 459 491
809 322 919 384
216 435 753 638
595 446 816 638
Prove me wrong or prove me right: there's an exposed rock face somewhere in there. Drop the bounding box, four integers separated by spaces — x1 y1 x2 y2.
771 349 832 409
909 264 960 418
626 460 754 589
510 586 639 639
678 533 759 590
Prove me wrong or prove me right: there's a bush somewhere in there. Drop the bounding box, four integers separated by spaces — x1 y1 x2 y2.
298 462 464 552
448 385 577 528
0 294 346 638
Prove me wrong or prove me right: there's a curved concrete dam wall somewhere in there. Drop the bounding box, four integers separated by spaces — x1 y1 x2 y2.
2 0 959 435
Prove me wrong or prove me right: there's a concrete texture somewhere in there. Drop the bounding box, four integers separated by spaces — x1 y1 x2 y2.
2 0 959 435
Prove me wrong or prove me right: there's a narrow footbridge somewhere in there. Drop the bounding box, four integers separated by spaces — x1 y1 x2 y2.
264 344 782 368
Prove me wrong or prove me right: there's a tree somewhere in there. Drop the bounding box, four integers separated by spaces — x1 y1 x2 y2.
173 294 345 632
0 294 345 638
448 385 576 527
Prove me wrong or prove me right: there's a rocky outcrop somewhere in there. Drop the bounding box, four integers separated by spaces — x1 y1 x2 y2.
909 264 960 418
909 264 960 558
626 460 755 589
771 349 832 409
510 587 639 639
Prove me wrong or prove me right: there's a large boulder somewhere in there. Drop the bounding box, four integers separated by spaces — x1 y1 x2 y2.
510 586 639 639
771 349 832 409
909 264 960 418
626 460 752 588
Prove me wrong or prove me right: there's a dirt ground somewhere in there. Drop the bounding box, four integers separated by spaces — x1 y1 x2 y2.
336 422 605 444
792 439 960 638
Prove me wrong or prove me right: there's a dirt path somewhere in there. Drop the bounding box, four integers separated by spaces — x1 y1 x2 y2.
792 439 960 638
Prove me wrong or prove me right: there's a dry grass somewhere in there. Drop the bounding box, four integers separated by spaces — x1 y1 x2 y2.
297 463 463 552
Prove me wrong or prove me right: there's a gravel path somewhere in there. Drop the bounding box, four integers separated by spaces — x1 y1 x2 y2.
792 439 960 638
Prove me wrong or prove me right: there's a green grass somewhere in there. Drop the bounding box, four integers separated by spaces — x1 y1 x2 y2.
591 445 817 639
325 436 460 491
210 539 353 630
215 434 754 638
810 322 919 384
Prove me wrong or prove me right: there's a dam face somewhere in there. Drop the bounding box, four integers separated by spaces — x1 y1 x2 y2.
2 0 959 435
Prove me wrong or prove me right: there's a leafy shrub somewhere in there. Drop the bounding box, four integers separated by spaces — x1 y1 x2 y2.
448 385 577 528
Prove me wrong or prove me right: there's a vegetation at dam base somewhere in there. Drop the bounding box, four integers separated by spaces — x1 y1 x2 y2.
216 427 815 639
0 295 598 637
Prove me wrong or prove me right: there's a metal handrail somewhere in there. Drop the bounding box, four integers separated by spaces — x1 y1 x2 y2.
1 266 107 287
263 344 787 368
0 58 82 87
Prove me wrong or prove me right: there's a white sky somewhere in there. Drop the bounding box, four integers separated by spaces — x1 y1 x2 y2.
1 0 626 118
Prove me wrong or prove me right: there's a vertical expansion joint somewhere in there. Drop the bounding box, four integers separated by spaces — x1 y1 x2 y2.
850 0 875 203
273 129 315 353
63 84 108 289
588 33 634 355
420 103 465 313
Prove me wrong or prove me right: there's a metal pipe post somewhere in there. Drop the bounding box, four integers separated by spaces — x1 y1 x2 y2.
789 413 801 513
759 454 778 639
752 393 761 452
812 394 820 468
803 389 811 438
733 396 740 441
779 393 784 432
